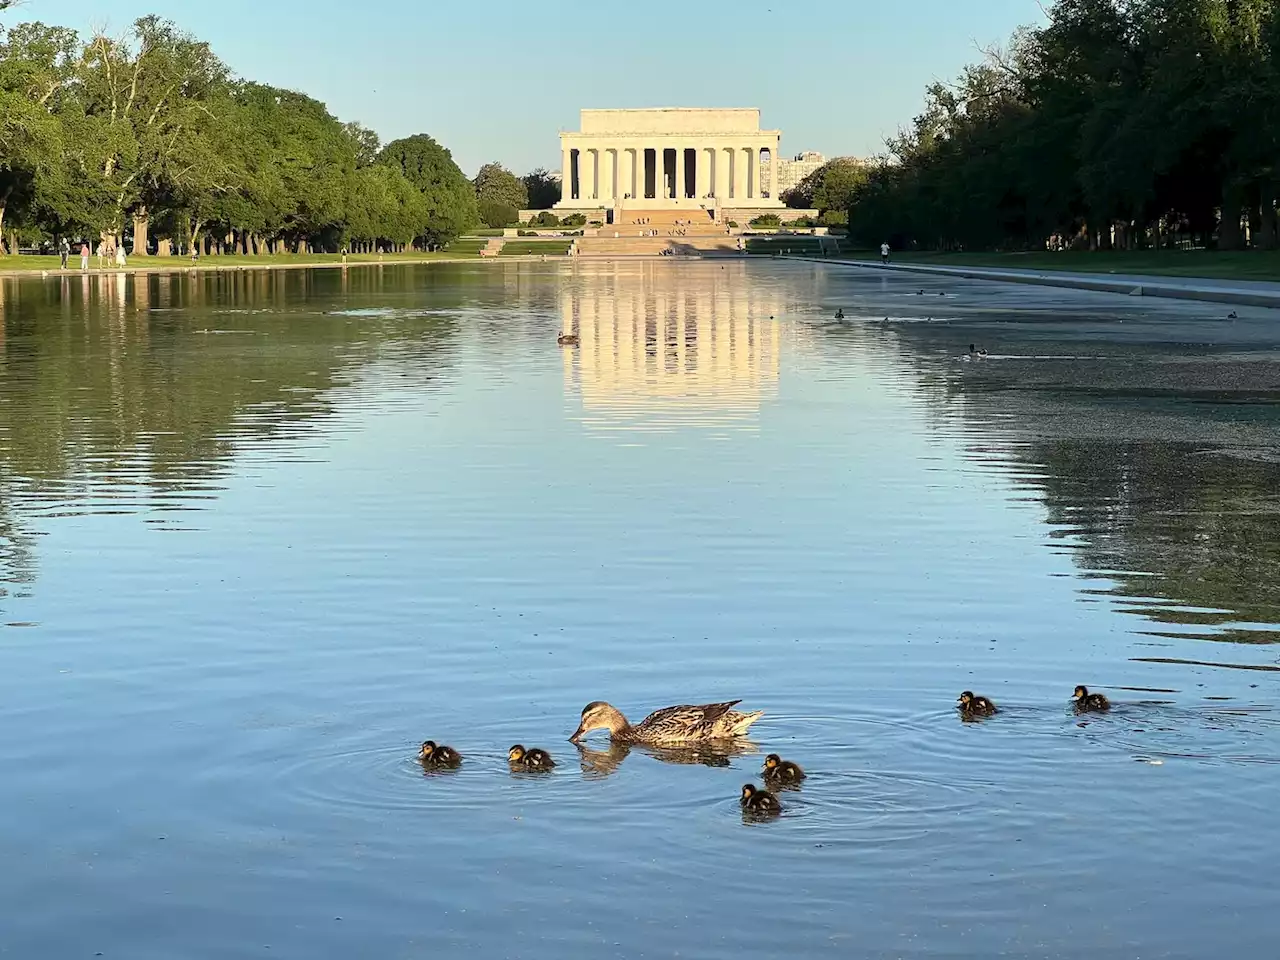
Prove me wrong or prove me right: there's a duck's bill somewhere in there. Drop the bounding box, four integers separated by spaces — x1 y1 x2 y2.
569 724 586 743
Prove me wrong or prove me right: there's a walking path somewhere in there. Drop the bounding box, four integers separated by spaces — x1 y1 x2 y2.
799 257 1280 310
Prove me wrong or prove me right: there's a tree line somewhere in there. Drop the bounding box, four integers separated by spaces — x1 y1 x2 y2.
848 0 1280 253
0 15 511 256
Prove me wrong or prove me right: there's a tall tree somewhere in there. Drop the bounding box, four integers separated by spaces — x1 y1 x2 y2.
378 134 476 248
473 161 528 210
522 167 561 210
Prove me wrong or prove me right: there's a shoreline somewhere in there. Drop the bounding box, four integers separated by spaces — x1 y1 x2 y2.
787 256 1280 310
0 254 581 280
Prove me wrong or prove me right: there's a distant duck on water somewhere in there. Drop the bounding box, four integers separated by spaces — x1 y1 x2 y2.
958 691 998 718
508 745 556 770
418 740 462 768
557 332 579 346
1072 685 1110 712
763 754 805 784
740 783 782 815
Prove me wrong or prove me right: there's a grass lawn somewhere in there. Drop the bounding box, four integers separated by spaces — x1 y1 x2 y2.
0 251 478 275
839 249 1280 283
498 240 572 256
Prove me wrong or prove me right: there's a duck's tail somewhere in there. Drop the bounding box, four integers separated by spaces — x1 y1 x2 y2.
727 710 764 736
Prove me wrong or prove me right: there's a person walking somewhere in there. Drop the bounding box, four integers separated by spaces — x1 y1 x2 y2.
79 242 90 271
59 238 70 269
880 241 891 264
114 244 127 268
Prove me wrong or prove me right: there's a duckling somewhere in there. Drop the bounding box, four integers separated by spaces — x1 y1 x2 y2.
740 783 782 815
762 753 805 783
557 332 579 346
508 744 556 770
957 691 998 717
917 289 925 296
835 308 845 320
418 740 462 767
1072 685 1110 712
1227 311 1238 320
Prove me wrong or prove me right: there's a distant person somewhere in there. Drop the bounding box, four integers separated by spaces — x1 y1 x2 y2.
115 245 127 268
59 238 70 269
880 242 890 264
835 308 845 320
79 242 90 271
96 243 105 268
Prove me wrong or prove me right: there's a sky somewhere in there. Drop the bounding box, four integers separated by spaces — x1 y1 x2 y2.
20 0 1048 177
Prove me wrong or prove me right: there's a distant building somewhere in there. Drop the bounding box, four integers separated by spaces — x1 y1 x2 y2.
761 151 828 198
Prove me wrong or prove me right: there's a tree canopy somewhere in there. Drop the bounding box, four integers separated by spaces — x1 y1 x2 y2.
0 15 477 254
783 158 867 224
474 162 527 209
522 168 561 210
848 0 1280 252
378 134 477 249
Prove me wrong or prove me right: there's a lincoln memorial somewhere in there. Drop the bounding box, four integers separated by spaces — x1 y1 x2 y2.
555 108 786 217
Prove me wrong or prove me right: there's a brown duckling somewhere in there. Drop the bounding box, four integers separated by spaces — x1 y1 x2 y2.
740 783 782 815
1072 685 1111 712
418 740 462 768
957 691 998 718
508 744 556 770
557 332 579 346
762 753 805 784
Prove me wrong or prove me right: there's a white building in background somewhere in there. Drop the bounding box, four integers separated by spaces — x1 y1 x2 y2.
554 108 785 213
760 151 828 198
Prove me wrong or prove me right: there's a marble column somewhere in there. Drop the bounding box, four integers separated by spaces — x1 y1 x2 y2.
697 147 711 199
732 145 746 201
717 147 730 201
603 147 615 202
561 145 572 203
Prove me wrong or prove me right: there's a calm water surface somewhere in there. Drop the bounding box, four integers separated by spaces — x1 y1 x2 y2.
1 262 1278 958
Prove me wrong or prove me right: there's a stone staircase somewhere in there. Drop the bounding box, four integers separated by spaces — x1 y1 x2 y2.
574 235 744 257
479 238 505 257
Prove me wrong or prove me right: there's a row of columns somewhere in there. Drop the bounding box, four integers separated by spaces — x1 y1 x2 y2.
559 144 775 204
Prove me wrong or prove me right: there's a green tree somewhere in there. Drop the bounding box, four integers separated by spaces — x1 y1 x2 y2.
522 167 560 209
784 158 868 215
378 134 477 248
477 198 518 228
473 161 528 210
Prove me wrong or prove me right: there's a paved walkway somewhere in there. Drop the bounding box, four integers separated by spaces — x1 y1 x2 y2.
799 257 1280 310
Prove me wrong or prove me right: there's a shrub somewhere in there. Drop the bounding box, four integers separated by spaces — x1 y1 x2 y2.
560 213 587 227
750 214 781 228
478 200 519 229
784 216 816 229
819 209 849 227
530 211 560 227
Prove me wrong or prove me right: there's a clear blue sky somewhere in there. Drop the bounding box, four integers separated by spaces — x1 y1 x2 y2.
24 0 1046 176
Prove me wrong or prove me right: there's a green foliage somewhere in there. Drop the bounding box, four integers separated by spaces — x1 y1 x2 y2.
0 13 473 254
477 198 518 228
848 1 1280 252
473 161 527 210
559 213 586 227
522 168 561 209
749 214 781 228
783 158 867 214
529 211 560 227
378 134 477 248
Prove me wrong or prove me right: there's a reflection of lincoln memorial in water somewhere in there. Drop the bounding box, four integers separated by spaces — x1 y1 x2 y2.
560 263 786 428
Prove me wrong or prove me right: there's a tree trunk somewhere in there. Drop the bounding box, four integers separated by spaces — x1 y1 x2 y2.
1258 180 1278 251
157 238 172 257
1219 183 1244 250
132 210 150 256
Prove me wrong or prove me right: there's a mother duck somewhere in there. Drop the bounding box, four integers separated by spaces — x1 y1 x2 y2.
570 700 762 746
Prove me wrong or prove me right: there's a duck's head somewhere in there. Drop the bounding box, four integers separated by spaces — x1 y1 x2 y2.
508 745 527 763
740 783 760 805
958 691 975 707
1072 685 1089 701
418 740 437 761
763 753 783 771
570 701 628 742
